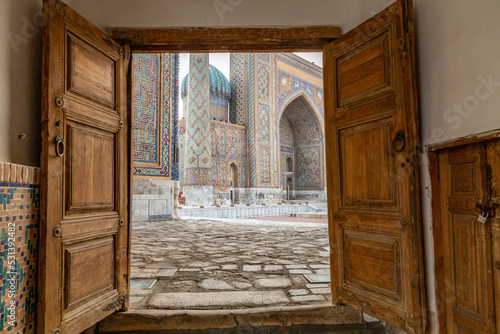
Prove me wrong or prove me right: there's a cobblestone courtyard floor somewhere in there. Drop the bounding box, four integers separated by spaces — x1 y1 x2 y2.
130 217 332 310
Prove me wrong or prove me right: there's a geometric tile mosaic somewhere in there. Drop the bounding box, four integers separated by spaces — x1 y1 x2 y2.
258 105 270 141
132 53 179 179
0 163 39 334
277 69 324 121
258 65 269 100
229 54 246 126
184 54 212 186
259 148 271 183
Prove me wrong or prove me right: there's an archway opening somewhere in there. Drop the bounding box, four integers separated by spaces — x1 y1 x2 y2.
286 157 293 172
279 95 326 201
230 162 239 203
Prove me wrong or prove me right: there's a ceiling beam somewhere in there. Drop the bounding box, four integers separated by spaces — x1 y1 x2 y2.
107 26 342 53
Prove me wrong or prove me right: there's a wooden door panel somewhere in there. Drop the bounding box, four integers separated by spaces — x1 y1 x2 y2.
439 144 496 333
451 214 486 317
343 229 402 300
40 0 130 333
336 31 394 109
324 1 425 332
339 118 395 207
64 236 116 311
66 122 115 212
66 33 117 110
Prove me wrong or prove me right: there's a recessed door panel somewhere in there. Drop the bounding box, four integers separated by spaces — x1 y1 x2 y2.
336 32 393 108
343 229 401 300
67 33 116 110
339 118 395 207
64 236 116 311
67 123 115 213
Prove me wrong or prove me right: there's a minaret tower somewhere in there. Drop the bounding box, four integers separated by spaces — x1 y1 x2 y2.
183 54 213 205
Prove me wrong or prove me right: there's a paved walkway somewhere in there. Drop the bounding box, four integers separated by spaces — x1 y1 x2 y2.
130 217 332 310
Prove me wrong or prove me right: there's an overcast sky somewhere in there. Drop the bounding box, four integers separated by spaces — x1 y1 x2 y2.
179 53 322 82
178 53 321 108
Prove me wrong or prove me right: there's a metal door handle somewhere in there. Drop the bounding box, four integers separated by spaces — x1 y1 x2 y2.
392 130 406 152
55 135 65 157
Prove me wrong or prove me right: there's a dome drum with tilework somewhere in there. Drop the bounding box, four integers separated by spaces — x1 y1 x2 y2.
182 64 231 122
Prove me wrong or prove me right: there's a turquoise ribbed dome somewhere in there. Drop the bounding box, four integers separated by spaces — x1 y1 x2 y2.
181 64 231 101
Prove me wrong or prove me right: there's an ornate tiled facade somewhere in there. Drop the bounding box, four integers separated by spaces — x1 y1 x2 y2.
179 120 247 189
296 146 322 189
229 54 246 126
277 70 324 120
132 53 180 180
0 163 39 334
247 54 256 188
259 148 271 183
179 52 325 204
258 65 269 100
258 105 270 141
184 54 212 187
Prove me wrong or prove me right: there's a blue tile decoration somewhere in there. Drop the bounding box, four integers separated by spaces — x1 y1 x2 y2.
132 53 180 179
0 163 39 334
130 279 157 289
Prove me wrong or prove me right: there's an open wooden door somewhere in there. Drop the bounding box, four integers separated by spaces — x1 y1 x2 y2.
323 0 425 332
39 0 130 333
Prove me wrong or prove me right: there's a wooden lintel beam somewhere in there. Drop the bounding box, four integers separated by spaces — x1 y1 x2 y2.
107 26 342 53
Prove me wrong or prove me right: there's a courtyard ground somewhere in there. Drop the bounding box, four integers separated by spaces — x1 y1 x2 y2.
129 217 332 310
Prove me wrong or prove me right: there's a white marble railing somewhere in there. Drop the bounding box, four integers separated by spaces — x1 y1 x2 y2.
179 204 309 219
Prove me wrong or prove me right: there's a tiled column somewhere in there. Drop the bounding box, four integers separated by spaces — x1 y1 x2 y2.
183 54 213 205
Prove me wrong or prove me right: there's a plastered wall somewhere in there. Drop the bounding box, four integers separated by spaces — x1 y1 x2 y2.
413 1 500 330
67 0 367 32
0 0 42 166
415 0 500 145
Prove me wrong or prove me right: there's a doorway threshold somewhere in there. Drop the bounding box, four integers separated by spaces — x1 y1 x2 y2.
97 303 384 333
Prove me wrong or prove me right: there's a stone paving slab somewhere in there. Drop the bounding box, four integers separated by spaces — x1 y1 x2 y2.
148 291 290 309
131 218 332 310
98 304 368 332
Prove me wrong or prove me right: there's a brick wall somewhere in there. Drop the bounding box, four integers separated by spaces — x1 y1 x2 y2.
0 163 40 334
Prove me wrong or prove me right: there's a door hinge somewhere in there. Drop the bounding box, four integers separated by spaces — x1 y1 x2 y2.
410 279 419 291
395 95 404 107
53 226 62 238
406 315 414 330
327 47 333 58
103 294 127 311
400 218 411 230
105 40 130 59
55 2 65 16
55 96 65 108
397 37 405 50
